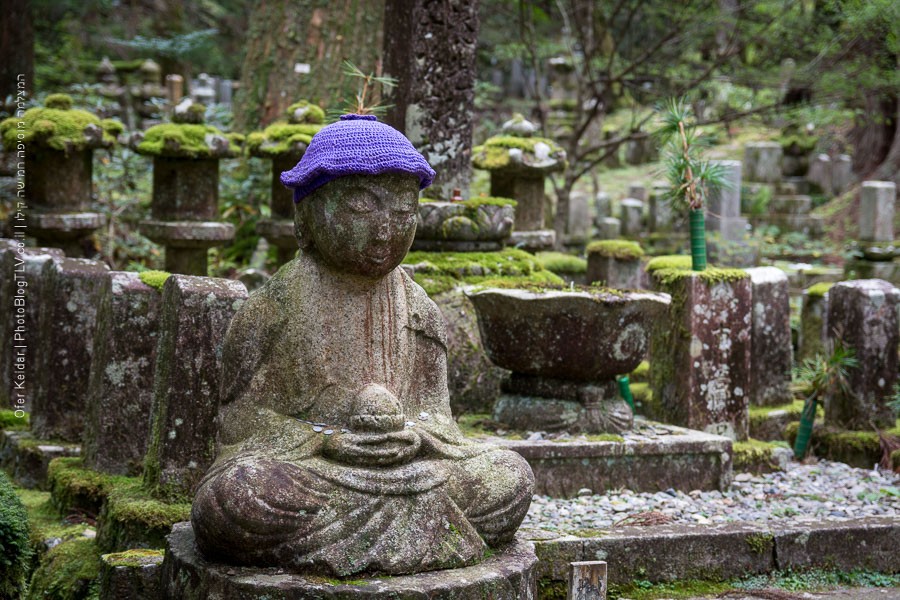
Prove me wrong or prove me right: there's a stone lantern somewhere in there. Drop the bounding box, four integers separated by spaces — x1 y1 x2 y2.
96 57 126 122
132 100 240 275
131 59 167 129
246 100 324 264
472 114 566 251
0 93 121 256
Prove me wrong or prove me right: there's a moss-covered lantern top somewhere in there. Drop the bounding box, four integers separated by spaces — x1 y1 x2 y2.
246 100 326 160
472 113 566 174
0 94 123 154
131 100 243 159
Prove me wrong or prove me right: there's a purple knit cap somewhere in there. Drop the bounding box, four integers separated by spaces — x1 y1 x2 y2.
280 114 435 202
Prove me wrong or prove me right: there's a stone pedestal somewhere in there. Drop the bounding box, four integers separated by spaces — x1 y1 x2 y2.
586 254 642 289
832 154 853 195
807 154 832 196
162 522 537 600
825 279 900 429
649 271 752 440
745 267 792 406
413 200 515 252
492 172 546 231
596 217 620 240
82 272 163 476
509 229 556 252
143 275 247 497
744 142 782 183
619 198 643 237
798 285 830 363
706 160 748 241
565 191 591 245
31 257 110 442
138 221 235 275
859 181 896 242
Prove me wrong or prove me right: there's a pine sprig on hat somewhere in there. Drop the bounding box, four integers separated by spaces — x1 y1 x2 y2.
326 61 397 121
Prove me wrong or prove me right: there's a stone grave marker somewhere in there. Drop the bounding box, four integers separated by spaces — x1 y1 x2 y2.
858 181 896 242
745 267 793 406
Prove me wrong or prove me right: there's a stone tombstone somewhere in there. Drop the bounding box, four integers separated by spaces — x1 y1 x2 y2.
649 271 752 440
619 198 643 237
184 115 536 585
806 153 833 196
0 243 64 414
191 73 217 106
586 242 644 289
832 154 853 196
627 183 647 203
858 181 896 242
706 160 748 241
142 275 248 497
649 188 675 233
31 257 110 442
566 190 592 244
798 285 830 363
594 191 611 221
825 280 900 429
745 267 793 406
596 217 620 240
82 272 163 476
743 142 783 184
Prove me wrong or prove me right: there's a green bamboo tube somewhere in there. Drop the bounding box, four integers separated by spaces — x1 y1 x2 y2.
618 376 635 411
689 208 707 271
793 397 817 459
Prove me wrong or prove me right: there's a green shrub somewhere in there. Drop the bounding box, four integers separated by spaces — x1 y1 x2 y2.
0 471 33 598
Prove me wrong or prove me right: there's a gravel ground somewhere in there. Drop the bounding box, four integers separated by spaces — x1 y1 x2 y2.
524 459 900 532
679 588 900 599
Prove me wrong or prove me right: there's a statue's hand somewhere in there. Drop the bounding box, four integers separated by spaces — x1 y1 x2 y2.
322 429 421 467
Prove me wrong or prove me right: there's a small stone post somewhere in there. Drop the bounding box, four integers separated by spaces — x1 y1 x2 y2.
858 181 896 242
798 283 831 363
82 272 164 475
594 191 611 220
165 74 184 107
648 188 674 233
586 240 644 289
744 142 783 183
247 101 325 264
825 279 900 429
568 561 607 600
143 275 247 497
832 154 852 195
565 190 592 246
31 257 110 442
134 102 238 275
807 154 833 196
706 160 748 241
619 198 643 237
745 267 793 406
649 269 752 440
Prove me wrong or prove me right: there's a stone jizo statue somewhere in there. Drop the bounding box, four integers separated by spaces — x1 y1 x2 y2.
191 114 534 577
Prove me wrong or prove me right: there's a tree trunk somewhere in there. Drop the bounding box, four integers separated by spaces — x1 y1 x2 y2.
233 0 384 131
383 0 479 199
0 0 33 100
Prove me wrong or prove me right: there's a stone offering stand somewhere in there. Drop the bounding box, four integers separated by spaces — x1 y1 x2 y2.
413 196 516 251
246 100 325 264
133 101 240 275
0 94 122 256
472 114 565 251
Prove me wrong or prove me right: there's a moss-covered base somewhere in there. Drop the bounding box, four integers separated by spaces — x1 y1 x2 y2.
0 429 80 490
26 537 102 600
99 549 164 600
748 399 818 442
785 420 900 468
733 439 791 474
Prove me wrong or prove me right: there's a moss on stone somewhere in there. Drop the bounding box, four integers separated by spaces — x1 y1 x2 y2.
780 133 818 155
405 248 548 279
748 399 813 430
586 240 645 260
608 578 731 599
421 196 518 209
25 537 101 600
472 135 565 171
584 433 625 443
101 548 163 568
536 251 587 274
137 270 171 291
0 471 32 599
645 254 692 273
0 409 29 430
103 480 191 533
45 94 75 110
653 266 748 287
246 121 323 158
47 457 129 516
784 420 900 466
0 103 119 153
630 361 650 383
746 532 775 555
286 100 326 124
135 123 240 158
806 282 834 298
15 488 86 551
733 439 787 472
412 270 563 297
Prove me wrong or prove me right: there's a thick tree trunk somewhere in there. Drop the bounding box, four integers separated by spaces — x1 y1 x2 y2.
0 0 34 99
383 0 479 199
234 0 384 131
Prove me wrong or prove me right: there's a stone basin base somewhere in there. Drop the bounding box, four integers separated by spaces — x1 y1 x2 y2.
411 239 505 252
161 522 538 599
509 229 555 252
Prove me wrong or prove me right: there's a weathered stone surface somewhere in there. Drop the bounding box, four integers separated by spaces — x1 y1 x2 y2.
0 429 79 489
619 198 643 237
595 217 620 240
432 290 506 415
798 286 829 362
593 192 611 220
190 174 534 576
0 244 64 413
774 517 900 573
745 267 792 406
495 420 732 497
627 183 647 203
32 257 110 442
143 274 247 497
706 160 748 241
509 229 556 252
858 181 896 242
807 153 833 195
568 561 607 600
99 550 163 600
649 272 752 440
825 279 900 429
832 153 853 195
163 522 538 599
151 157 219 220
492 173 546 231
586 255 642 289
744 142 782 183
566 191 591 245
83 272 163 476
648 189 675 233
414 200 515 244
26 149 93 212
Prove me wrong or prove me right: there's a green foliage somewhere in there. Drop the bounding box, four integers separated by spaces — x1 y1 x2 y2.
101 549 163 568
44 93 74 110
328 61 397 119
471 135 566 170
793 344 858 401
806 282 834 298
25 538 101 600
535 251 587 274
137 270 171 291
0 409 29 430
109 28 218 59
0 472 32 599
586 240 645 260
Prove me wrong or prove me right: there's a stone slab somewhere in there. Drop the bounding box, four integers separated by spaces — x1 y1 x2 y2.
586 254 642 289
510 229 555 252
0 429 80 489
745 267 792 406
619 198 643 237
138 220 235 248
707 160 742 220
489 419 733 497
744 143 782 183
799 287 829 363
859 181 895 242
143 275 248 497
774 517 900 573
161 522 538 599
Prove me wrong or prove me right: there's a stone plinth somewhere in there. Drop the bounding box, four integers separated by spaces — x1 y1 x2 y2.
859 181 896 242
565 191 591 245
493 173 546 230
25 147 93 209
595 217 620 240
82 272 163 476
649 270 752 440
143 275 247 497
138 221 235 275
31 257 110 442
510 229 556 252
413 199 515 252
619 198 643 237
743 142 782 183
745 267 792 406
706 160 747 241
0 244 64 413
825 279 900 429
151 157 219 221
162 522 537 600
585 241 644 289
798 284 830 362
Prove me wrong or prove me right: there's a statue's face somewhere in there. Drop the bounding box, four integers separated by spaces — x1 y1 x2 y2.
301 173 419 278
